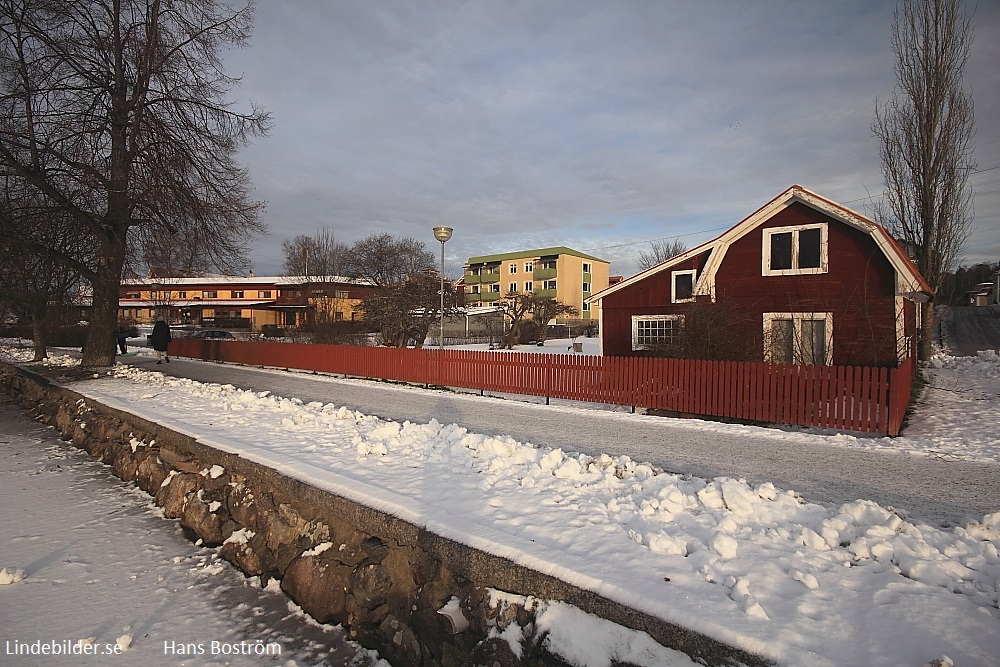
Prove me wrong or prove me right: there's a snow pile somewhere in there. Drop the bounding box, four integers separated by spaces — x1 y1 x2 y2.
56 362 1000 667
0 566 26 585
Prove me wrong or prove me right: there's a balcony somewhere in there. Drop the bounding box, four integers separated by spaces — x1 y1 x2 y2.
534 289 557 299
532 268 557 281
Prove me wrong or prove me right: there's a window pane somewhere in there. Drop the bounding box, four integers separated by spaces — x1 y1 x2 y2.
800 319 826 365
769 319 794 364
674 273 693 300
799 228 822 268
770 232 793 270
636 318 680 347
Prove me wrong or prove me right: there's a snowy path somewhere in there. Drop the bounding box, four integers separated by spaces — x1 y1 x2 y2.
0 395 379 667
125 355 999 528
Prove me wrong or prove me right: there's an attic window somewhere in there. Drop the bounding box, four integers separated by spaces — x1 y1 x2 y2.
672 270 696 303
762 223 828 276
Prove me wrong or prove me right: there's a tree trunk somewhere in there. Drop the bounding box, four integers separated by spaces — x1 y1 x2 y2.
82 241 127 366
31 319 48 362
919 300 934 360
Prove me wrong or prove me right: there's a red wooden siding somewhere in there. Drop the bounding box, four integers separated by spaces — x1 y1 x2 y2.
600 203 906 365
169 340 913 435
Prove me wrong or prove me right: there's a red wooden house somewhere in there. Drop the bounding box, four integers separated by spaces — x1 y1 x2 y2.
589 185 932 367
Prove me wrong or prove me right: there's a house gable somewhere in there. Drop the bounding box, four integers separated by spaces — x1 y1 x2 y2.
591 186 931 364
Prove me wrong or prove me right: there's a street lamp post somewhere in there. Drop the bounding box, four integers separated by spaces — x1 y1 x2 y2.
432 226 453 350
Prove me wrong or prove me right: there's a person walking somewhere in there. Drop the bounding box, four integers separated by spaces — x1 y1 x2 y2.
116 326 128 355
151 317 171 364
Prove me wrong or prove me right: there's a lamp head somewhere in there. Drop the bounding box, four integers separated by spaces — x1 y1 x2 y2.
432 226 453 243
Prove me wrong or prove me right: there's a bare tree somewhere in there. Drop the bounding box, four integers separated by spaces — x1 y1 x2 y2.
0 0 270 366
0 197 86 359
347 233 458 347
872 0 975 360
346 233 435 289
356 272 459 348
494 292 535 349
282 228 349 279
637 238 687 272
530 296 578 344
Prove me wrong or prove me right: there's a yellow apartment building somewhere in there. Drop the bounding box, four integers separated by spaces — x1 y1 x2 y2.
463 247 610 323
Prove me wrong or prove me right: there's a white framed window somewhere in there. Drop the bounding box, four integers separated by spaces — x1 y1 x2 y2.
524 281 533 292
203 291 218 299
543 280 556 290
582 282 591 293
258 290 271 298
763 312 833 365
507 283 517 293
582 301 591 312
631 314 684 351
488 283 500 293
232 290 244 298
671 269 697 303
582 262 592 274
524 262 534 273
762 223 828 276
471 286 480 294
177 291 187 299
509 264 518 274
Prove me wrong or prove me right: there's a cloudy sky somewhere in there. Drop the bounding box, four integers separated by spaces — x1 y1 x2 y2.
222 0 1000 279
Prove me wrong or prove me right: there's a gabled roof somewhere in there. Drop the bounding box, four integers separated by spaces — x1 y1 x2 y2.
588 185 932 304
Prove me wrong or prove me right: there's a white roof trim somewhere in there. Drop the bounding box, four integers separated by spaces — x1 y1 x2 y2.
586 185 930 304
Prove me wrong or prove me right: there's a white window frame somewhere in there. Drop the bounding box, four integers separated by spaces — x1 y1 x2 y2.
524 262 534 273
582 282 591 293
762 223 828 276
488 283 501 293
631 314 685 351
524 281 533 292
509 264 518 274
543 280 557 290
582 262 592 274
762 312 833 365
671 269 697 303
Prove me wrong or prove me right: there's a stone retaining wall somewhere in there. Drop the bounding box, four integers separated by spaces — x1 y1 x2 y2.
1 362 769 667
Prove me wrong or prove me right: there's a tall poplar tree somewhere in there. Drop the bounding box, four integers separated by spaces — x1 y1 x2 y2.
872 0 976 360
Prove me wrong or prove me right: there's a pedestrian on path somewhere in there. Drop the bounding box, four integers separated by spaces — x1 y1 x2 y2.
151 316 171 364
116 326 128 355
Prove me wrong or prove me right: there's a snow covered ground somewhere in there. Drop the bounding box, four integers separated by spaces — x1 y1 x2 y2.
1 342 999 667
0 394 384 667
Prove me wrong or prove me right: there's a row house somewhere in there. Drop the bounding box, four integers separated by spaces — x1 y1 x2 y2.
463 247 610 323
118 275 375 331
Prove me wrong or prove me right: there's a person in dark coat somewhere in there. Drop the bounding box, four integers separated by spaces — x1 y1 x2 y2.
116 327 128 355
151 317 171 364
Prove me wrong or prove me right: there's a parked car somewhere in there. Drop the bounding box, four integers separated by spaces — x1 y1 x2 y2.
188 329 235 340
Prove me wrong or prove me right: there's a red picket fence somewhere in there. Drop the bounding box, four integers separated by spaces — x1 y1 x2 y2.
170 340 915 436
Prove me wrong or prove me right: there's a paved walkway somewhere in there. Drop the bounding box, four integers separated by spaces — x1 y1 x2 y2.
119 355 1000 528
